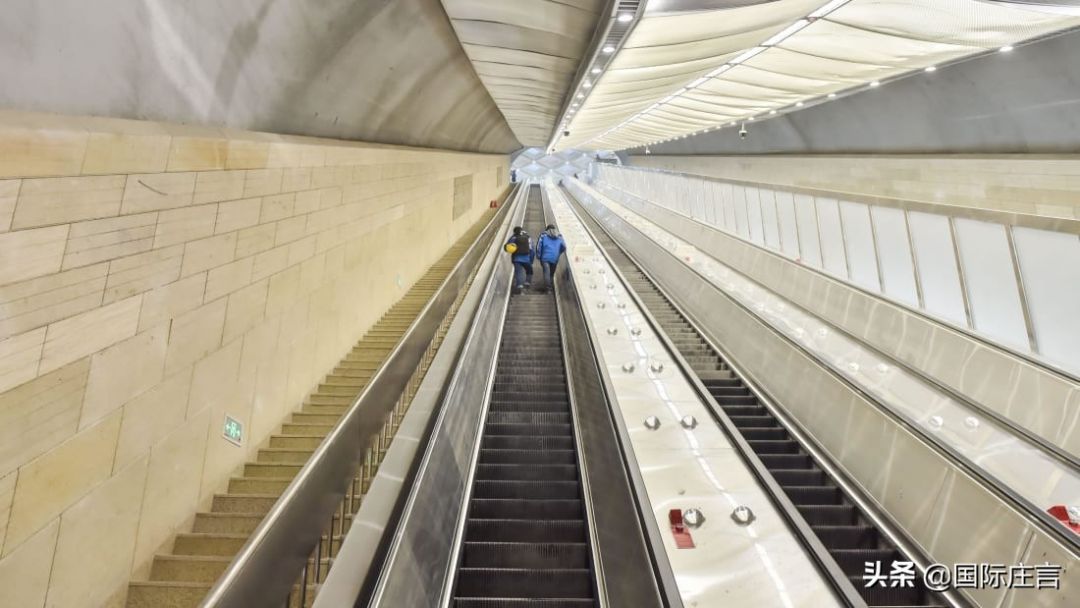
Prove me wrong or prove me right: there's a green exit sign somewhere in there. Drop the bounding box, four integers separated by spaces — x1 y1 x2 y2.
223 415 243 446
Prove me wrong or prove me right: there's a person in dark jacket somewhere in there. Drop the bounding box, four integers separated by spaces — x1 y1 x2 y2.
535 224 567 292
506 226 534 293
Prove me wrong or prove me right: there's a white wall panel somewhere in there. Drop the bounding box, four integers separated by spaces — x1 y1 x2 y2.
794 194 822 267
815 197 848 279
954 218 1030 351
871 207 919 307
839 201 881 291
1013 227 1080 369
908 212 967 326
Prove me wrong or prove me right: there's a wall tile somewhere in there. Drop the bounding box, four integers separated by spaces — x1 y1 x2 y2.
204 257 253 303
235 223 277 258
12 175 125 229
0 225 69 285
225 140 269 170
153 205 216 249
113 369 192 471
0 124 87 179
79 325 169 430
215 197 261 234
223 279 268 343
39 296 141 376
166 137 226 172
243 168 282 198
0 359 89 478
0 518 59 608
62 212 157 270
0 471 15 550
274 215 307 246
251 245 290 282
3 411 121 555
259 192 295 223
136 272 206 332
280 168 312 193
163 298 227 374
180 232 237 277
81 131 170 176
120 172 196 214
44 454 147 608
0 328 45 394
186 338 242 420
130 408 209 573
193 170 245 205
103 245 183 304
0 261 106 341
0 180 18 233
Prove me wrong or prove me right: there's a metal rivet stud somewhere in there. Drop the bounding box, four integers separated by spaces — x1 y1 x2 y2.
650 361 664 373
643 415 660 430
680 415 697 429
606 327 619 336
684 508 706 528
622 362 635 373
730 506 755 526
630 327 642 336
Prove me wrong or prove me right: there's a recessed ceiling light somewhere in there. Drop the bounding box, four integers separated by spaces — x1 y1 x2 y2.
795 101 804 107
1000 45 1014 53
584 81 593 89
924 65 937 72
870 80 880 87
828 92 837 98
591 67 602 74
577 93 584 99
617 13 633 23
602 46 616 54
769 109 777 115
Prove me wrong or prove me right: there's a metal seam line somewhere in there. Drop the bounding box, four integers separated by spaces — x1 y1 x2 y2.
1005 224 1040 353
903 209 927 310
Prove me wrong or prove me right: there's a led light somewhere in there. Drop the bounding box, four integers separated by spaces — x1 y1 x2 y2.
591 67 602 74
730 46 766 64
869 80 880 87
808 0 852 18
687 77 709 89
795 101 804 107
761 19 810 46
617 12 633 23
1000 45 1014 53
770 109 778 115
707 64 732 78
602 45 616 54
924 65 937 72
577 93 584 98
828 92 837 98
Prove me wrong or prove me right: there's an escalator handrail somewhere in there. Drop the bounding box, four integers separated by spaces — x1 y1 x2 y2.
200 184 522 608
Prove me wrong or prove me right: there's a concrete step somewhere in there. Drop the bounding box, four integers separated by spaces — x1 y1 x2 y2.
292 412 341 425
150 554 232 583
257 448 314 464
244 463 301 478
228 476 293 494
193 512 264 534
269 434 324 449
305 394 353 407
211 493 279 514
127 581 210 608
172 533 248 557
283 420 336 434
322 374 371 386
297 404 346 417
316 383 362 396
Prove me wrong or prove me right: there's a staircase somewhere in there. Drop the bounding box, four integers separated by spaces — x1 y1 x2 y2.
126 210 495 608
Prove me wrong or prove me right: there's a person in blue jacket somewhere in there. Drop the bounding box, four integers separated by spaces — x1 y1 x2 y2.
506 226 534 293
535 224 567 293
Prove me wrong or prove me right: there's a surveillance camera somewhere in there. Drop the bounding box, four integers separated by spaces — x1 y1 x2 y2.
563 130 571 137
739 124 748 139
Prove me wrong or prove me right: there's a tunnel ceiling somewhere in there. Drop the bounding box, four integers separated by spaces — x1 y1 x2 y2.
0 0 521 153
556 0 1080 151
439 0 608 147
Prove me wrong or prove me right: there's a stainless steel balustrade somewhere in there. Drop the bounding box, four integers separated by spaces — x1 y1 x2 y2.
198 184 521 608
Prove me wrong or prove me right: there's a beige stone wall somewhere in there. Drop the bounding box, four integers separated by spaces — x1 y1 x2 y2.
0 110 507 607
631 154 1080 220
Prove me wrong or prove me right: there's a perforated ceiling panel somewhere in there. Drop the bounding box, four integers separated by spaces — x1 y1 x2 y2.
440 0 607 146
556 0 1080 151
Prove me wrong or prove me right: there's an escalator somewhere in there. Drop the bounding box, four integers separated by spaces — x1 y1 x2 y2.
450 186 597 606
569 194 944 608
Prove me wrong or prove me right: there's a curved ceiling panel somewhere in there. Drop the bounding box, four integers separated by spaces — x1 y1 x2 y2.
557 0 1080 151
0 0 520 153
441 0 607 146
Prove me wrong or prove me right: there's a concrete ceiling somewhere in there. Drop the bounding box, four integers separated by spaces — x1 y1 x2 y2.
440 0 608 147
0 0 521 153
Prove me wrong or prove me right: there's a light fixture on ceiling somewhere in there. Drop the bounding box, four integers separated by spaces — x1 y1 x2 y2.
1000 45 1014 53
795 101 804 107
688 77 709 89
828 92 837 98
730 46 766 65
577 93 584 98
602 45 616 54
869 80 880 87
925 65 937 72
591 67 602 74
769 109 777 115
617 12 633 23
707 64 732 78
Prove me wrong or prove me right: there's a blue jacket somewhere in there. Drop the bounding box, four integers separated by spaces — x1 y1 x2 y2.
507 234 534 264
536 232 566 264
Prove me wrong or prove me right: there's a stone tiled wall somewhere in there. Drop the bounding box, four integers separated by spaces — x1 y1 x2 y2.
631 155 1080 220
0 111 507 607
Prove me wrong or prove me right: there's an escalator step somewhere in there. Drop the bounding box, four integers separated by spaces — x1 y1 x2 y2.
759 454 813 469
738 427 789 441
812 525 878 549
486 412 571 425
747 440 801 454
482 436 574 450
714 395 758 406
729 415 779 428
489 402 571 413
769 469 826 486
486 423 572 436
829 547 899 573
454 568 593 599
782 485 842 505
462 542 589 569
722 405 765 417
480 449 577 465
847 576 931 607
469 499 584 520
797 505 858 526
473 480 580 500
476 464 578 482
